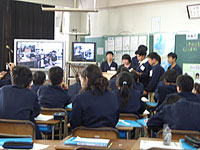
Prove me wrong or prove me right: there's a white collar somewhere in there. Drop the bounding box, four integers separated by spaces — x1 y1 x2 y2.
139 58 148 66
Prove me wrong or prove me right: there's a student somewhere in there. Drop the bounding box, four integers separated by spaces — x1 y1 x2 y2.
31 71 46 94
68 73 82 102
0 71 11 88
0 64 41 139
38 66 71 108
134 45 152 88
144 52 165 95
167 52 182 75
114 72 142 115
194 83 200 94
154 69 178 107
70 64 119 129
101 51 118 72
130 71 144 95
120 54 132 70
131 50 139 70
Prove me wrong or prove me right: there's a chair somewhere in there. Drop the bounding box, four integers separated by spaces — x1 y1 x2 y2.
0 119 35 139
157 129 200 140
119 113 139 121
72 126 119 139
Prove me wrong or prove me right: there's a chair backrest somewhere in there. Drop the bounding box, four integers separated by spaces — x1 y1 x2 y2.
119 113 139 121
157 129 200 140
0 119 35 139
72 127 119 139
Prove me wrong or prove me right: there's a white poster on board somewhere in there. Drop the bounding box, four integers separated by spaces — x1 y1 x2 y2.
123 36 130 50
107 37 114 51
97 47 104 55
139 35 147 46
105 40 108 52
115 36 123 51
130 36 139 51
114 52 122 65
183 63 200 83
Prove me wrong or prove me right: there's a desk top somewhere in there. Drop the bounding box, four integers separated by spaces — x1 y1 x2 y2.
34 140 60 150
55 136 136 150
36 119 60 125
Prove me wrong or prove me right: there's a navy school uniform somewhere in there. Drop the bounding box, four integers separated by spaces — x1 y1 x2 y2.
38 85 71 108
101 61 118 72
68 82 81 102
147 98 200 131
0 85 41 139
0 73 11 88
70 89 120 129
145 64 165 92
131 56 139 70
134 82 144 95
119 64 133 70
154 81 177 106
31 84 42 94
168 64 182 75
109 77 117 91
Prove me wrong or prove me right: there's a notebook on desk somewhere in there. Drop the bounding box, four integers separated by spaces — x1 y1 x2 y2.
116 119 142 128
64 137 110 147
35 114 54 121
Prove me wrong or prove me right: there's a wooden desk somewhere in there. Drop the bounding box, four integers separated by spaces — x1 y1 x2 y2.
34 140 59 150
55 136 136 150
102 72 115 80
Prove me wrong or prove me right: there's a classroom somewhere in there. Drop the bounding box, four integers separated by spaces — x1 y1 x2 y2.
0 0 200 149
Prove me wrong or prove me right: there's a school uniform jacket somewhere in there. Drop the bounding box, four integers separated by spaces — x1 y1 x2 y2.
145 64 165 92
135 82 144 95
31 84 42 95
68 82 81 102
109 77 117 91
147 98 200 131
38 85 71 108
168 64 182 75
101 61 118 72
131 56 139 70
70 89 120 129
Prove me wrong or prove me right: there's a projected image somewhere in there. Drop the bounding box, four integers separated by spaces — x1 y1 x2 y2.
16 41 64 69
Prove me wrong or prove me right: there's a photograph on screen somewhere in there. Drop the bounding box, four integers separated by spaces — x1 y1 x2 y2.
16 41 64 69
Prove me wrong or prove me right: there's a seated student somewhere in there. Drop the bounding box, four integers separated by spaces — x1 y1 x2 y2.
144 52 165 95
120 54 133 70
0 71 11 88
38 66 70 108
68 73 81 102
101 51 118 72
154 69 178 107
0 64 41 139
167 52 182 75
134 45 152 88
130 71 144 95
114 72 142 115
70 64 120 129
194 83 200 94
109 66 129 91
31 71 46 94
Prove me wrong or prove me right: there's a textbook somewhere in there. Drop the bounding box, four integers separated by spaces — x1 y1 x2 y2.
180 139 195 150
64 137 110 147
137 118 148 127
116 119 142 128
0 138 32 146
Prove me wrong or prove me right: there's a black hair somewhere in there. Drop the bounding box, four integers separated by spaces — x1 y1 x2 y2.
12 66 32 88
168 52 177 60
106 51 114 56
194 83 200 94
116 72 133 108
164 69 179 84
110 66 129 80
196 73 199 77
130 71 139 83
147 52 161 64
48 66 63 85
33 71 46 85
165 94 181 106
80 64 109 95
135 45 147 56
176 74 194 92
75 72 80 83
122 54 131 63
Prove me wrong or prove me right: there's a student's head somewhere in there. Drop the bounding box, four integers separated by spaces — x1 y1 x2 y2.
106 51 114 62
164 69 179 84
165 94 182 106
80 64 109 95
176 74 194 93
122 54 131 66
147 52 161 65
195 73 199 79
194 83 200 94
116 72 133 108
33 71 46 85
167 52 177 64
136 45 147 61
48 66 64 86
130 71 139 83
110 66 129 80
11 66 32 88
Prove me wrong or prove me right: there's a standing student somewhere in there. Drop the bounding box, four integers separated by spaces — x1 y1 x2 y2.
120 54 133 70
70 64 119 129
0 64 41 139
31 71 46 94
101 51 118 72
144 52 165 95
167 52 182 75
38 66 71 108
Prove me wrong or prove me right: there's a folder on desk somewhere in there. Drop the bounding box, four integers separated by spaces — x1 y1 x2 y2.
64 137 110 147
180 139 195 150
116 119 142 128
0 138 32 146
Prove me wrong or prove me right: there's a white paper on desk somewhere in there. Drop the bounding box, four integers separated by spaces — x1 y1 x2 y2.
74 137 110 144
32 143 49 150
35 114 54 121
140 140 181 150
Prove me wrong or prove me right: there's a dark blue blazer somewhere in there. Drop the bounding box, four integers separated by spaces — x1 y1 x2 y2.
135 61 152 88
114 88 142 115
0 73 11 88
38 85 71 108
101 61 118 72
131 56 139 70
31 84 42 94
168 64 182 75
109 77 117 91
145 64 165 92
135 82 144 95
70 89 120 129
68 82 81 102
147 98 200 131
154 81 177 106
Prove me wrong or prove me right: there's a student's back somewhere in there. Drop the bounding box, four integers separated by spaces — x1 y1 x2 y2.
31 71 46 94
68 82 81 102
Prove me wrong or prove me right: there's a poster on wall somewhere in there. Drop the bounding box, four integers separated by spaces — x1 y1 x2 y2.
114 51 122 65
183 63 200 83
153 33 175 71
107 37 114 51
115 36 123 51
138 35 147 46
123 36 130 50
